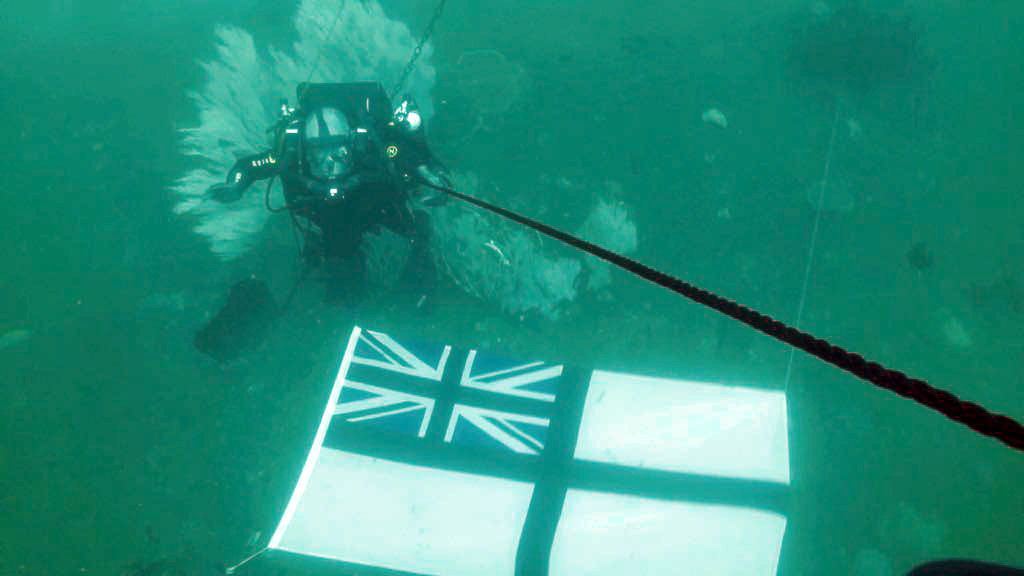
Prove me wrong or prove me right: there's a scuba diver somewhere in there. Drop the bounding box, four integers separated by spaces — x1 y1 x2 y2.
206 81 451 309
192 81 451 361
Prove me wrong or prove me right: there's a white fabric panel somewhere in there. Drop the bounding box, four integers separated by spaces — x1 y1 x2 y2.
574 370 790 484
550 489 787 576
272 448 535 576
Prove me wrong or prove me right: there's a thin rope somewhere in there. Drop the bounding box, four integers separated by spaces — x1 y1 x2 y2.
783 99 843 394
304 0 348 84
225 546 267 574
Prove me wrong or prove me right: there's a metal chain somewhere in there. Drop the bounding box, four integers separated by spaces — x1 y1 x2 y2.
391 0 447 100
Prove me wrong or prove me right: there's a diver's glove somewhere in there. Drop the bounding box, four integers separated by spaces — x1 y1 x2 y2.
411 165 450 207
208 182 244 203
208 153 273 203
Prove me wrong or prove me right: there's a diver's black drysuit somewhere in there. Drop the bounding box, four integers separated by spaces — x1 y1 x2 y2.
209 82 450 305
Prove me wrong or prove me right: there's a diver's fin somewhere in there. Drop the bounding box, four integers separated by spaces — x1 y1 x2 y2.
194 278 277 362
208 182 244 203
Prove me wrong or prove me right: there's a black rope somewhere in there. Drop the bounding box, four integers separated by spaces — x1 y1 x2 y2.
285 0 1023 452
422 180 1024 452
